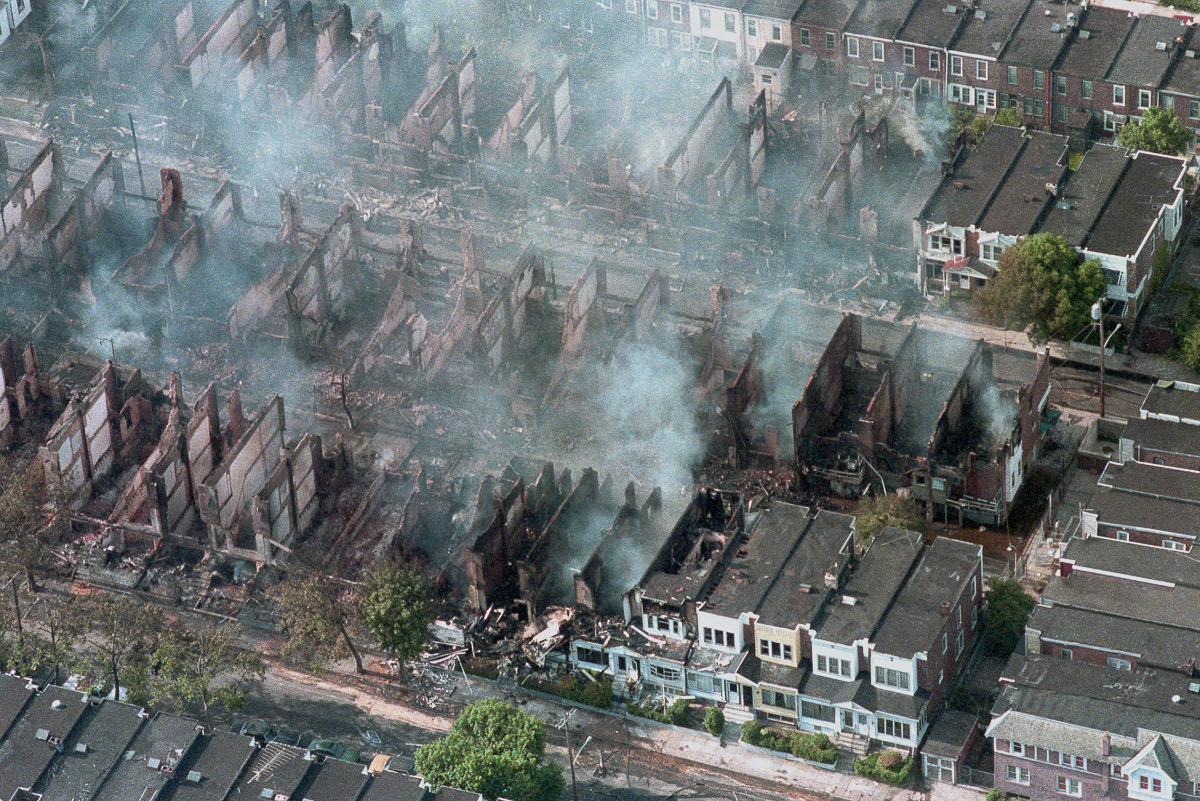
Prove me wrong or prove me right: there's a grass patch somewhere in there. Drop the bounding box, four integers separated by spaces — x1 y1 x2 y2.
855 751 915 785
740 720 837 764
1068 151 1084 170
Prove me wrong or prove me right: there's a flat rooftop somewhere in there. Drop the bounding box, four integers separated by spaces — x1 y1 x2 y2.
1039 143 1129 248
755 509 854 629
922 126 1027 229
1055 5 1133 79
1107 14 1188 90
1041 570 1200 631
978 130 1067 236
948 0 1029 57
897 0 970 50
170 731 257 801
874 537 981 659
1027 603 1200 673
36 700 145 801
1099 459 1200 505
297 757 370 801
1000 0 1073 68
1123 415 1200 458
814 527 922 645
1087 153 1185 258
703 502 811 618
1087 484 1200 541
0 686 88 801
1141 380 1200 423
1061 534 1200 588
845 0 920 40
92 712 200 801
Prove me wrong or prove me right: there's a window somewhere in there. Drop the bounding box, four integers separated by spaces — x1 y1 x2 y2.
1057 777 1082 796
761 73 773 84
1140 776 1163 794
942 632 948 654
647 663 680 682
816 654 852 677
1139 89 1152 109
724 12 734 32
1115 529 1130 541
874 666 911 690
873 40 884 61
950 55 962 76
874 74 884 92
799 27 810 46
877 717 912 741
1008 765 1031 785
671 3 683 22
847 36 859 57
626 0 638 12
1033 69 1045 90
1114 85 1125 106
1059 753 1087 770
1060 647 1073 660
771 24 781 40
1056 75 1066 95
971 604 979 629
801 700 836 723
1008 65 1018 85
699 8 710 27
1054 103 1069 123
826 31 836 51
577 646 605 666
674 31 690 49
746 18 757 36
1164 540 1189 552
646 0 657 17
977 60 988 81
1164 95 1175 111
598 0 612 8
903 46 914 67
956 629 965 657
617 655 629 671
1010 742 1026 756
761 688 797 711
760 639 770 656
1081 80 1092 100
686 671 719 695
1190 100 1199 120
929 51 940 70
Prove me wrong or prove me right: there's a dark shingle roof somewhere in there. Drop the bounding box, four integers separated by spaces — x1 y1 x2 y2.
1039 143 1129 248
1099 459 1200 505
1087 153 1186 258
299 757 369 801
93 713 199 801
1000 0 1073 68
0 676 33 742
1054 5 1132 78
704 503 811 617
1027 603 1200 672
226 743 311 801
36 700 145 801
743 0 803 19
1061 534 1200 587
1142 381 1200 424
1108 14 1189 89
168 731 256 801
846 0 921 40
361 771 428 801
814 528 922 645
0 686 88 801
948 0 1029 57
977 131 1067 236
1124 416 1200 459
1163 30 1200 98
874 537 980 659
921 125 1027 228
754 509 854 628
896 0 970 48
794 0 859 29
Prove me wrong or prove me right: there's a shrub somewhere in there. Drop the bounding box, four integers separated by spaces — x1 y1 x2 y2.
703 707 725 736
628 697 692 726
741 719 763 744
528 674 613 709
855 752 915 786
790 732 838 764
987 789 1004 801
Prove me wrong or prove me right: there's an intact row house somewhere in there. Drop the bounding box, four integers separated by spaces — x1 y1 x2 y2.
569 496 983 753
586 0 1200 145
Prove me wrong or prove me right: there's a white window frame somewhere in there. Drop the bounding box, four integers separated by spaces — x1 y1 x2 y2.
929 51 940 70
746 18 757 37
977 60 988 81
699 8 711 28
1107 656 1132 670
771 24 781 40
873 40 884 61
950 54 963 77
671 3 683 22
1008 765 1031 785
903 46 914 67
646 0 658 18
625 0 638 12
1164 539 1189 551
847 36 859 58
724 11 735 32
1011 741 1027 756
1139 89 1152 109
1057 777 1082 797
1114 85 1126 106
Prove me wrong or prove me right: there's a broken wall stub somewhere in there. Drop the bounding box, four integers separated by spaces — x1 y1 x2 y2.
658 79 732 199
486 68 571 166
629 269 670 342
0 339 64 451
809 110 867 230
464 476 527 611
472 246 546 373
0 144 65 274
748 90 768 190
543 260 606 407
285 204 360 349
197 394 285 559
42 152 126 287
250 431 322 564
181 0 259 90
792 313 863 462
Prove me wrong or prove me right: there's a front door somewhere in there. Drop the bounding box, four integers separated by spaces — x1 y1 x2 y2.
841 710 855 732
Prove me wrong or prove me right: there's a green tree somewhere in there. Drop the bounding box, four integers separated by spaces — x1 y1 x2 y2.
148 622 264 721
993 107 1022 127
983 578 1036 657
703 707 725 736
359 563 435 670
975 233 1106 344
0 455 50 592
855 493 923 548
1117 106 1192 156
953 107 1024 147
80 595 161 702
270 569 364 673
415 698 565 801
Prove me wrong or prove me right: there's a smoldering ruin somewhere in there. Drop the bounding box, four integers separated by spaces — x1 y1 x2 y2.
0 0 1053 677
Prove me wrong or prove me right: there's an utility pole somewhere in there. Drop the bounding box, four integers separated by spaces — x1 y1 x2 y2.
129 114 147 197
1092 300 1106 419
556 710 579 801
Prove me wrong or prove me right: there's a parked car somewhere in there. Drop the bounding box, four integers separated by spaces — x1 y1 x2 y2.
307 738 360 763
269 727 309 748
238 719 278 743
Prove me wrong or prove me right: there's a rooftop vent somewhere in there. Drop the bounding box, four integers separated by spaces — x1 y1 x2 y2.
260 789 276 800
1187 49 1197 57
1173 694 1185 703
74 743 88 754
1050 22 1062 32
124 750 136 761
944 3 958 12
975 8 986 18
147 758 161 770
1079 29 1091 38
186 770 203 783
841 595 858 606
1189 682 1200 693
941 601 952 615
50 699 64 710
34 729 50 741
1045 8 1053 15
1156 41 1168 50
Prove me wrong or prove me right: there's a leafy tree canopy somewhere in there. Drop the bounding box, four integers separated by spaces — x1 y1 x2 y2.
1117 107 1192 156
148 623 264 720
415 698 565 801
983 578 1036 657
854 493 924 548
271 569 363 673
975 233 1106 344
359 563 435 667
